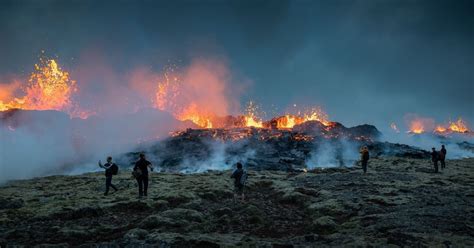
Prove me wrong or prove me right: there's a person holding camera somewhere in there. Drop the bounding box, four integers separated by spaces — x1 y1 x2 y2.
98 156 119 196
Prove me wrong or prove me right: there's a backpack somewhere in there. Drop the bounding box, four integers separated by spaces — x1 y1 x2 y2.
239 170 248 186
110 163 119 175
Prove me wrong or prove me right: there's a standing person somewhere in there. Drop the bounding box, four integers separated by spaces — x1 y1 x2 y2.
359 146 370 174
230 162 247 202
98 156 118 196
439 145 447 169
133 153 153 197
431 148 439 173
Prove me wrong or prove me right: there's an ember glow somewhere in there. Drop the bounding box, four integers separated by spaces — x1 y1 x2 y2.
153 61 234 128
0 58 90 119
272 108 330 129
409 120 425 134
408 116 471 135
243 101 263 128
435 118 470 134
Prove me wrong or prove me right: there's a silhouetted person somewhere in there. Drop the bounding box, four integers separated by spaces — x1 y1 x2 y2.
98 156 118 196
359 146 370 174
133 153 153 197
231 162 247 202
439 145 447 169
431 148 439 173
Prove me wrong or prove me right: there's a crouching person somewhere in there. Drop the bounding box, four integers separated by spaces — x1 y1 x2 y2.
98 156 119 196
231 162 248 202
133 153 153 198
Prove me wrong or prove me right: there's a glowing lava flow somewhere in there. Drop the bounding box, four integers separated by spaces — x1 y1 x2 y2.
409 120 425 134
408 117 470 134
0 58 89 119
436 118 470 134
273 108 330 129
243 101 263 128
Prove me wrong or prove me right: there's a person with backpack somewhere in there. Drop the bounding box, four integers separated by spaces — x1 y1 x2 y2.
98 156 119 196
133 153 154 198
439 145 447 169
359 146 370 174
230 162 247 202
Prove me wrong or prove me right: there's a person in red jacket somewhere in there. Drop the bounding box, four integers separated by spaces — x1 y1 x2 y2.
359 146 370 174
439 145 447 169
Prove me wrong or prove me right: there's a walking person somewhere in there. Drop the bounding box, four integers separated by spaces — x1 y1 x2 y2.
230 162 247 202
133 153 153 198
359 146 370 174
439 145 447 169
98 156 119 196
431 148 439 173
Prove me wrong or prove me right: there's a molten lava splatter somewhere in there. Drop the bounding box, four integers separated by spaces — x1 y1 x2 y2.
0 58 90 119
408 116 470 135
273 107 330 129
154 62 234 128
154 66 213 128
409 120 425 134
243 101 263 128
435 118 470 134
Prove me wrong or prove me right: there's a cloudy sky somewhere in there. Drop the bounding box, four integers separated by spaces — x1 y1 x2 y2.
0 0 472 130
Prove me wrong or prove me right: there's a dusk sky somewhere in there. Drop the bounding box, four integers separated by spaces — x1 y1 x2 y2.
0 0 472 129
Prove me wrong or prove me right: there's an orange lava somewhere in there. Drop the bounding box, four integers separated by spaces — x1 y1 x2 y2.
0 58 90 119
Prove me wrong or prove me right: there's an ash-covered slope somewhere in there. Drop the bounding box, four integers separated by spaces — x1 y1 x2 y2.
1 157 473 246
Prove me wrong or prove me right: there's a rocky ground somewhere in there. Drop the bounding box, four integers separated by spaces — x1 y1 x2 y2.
0 157 473 247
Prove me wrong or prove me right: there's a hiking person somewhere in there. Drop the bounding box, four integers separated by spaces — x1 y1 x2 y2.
359 146 370 174
431 147 439 173
133 153 153 197
230 162 247 202
439 145 447 169
98 156 119 196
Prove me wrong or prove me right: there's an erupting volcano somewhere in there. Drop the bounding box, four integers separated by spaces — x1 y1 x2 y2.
0 57 90 119
407 116 472 136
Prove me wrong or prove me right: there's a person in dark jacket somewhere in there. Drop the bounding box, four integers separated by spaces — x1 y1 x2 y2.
439 145 447 169
133 153 153 197
359 146 370 174
98 156 118 196
230 162 246 202
431 148 439 173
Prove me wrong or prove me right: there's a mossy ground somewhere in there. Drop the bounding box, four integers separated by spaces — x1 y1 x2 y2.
0 157 473 247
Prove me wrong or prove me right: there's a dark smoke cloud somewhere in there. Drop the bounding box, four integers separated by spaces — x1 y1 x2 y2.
0 0 473 132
